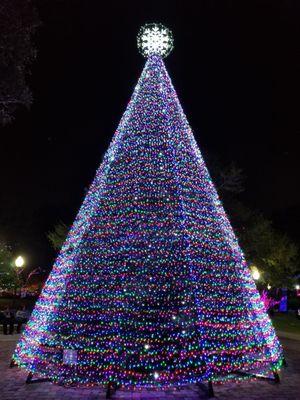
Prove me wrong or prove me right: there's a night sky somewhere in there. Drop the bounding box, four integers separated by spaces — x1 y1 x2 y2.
1 0 300 269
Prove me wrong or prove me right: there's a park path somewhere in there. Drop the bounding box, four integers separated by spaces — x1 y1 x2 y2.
0 336 299 399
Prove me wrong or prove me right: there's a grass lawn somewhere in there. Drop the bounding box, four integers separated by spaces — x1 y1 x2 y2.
271 312 300 334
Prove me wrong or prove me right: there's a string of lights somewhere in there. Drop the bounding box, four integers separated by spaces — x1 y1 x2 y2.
14 24 283 389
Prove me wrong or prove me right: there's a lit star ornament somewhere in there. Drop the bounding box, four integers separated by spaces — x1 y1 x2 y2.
137 23 174 58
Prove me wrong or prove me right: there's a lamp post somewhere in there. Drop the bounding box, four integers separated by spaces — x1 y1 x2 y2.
13 256 25 298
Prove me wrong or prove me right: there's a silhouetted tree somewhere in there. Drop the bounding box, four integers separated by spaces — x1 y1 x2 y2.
0 240 19 290
47 221 68 250
0 0 40 124
229 201 299 287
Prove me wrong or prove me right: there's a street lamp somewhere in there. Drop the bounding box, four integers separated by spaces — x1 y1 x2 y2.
267 284 271 290
251 266 260 281
15 256 25 268
296 284 300 290
12 255 26 303
252 270 260 280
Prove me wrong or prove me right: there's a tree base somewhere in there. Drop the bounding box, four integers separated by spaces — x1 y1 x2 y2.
19 368 282 397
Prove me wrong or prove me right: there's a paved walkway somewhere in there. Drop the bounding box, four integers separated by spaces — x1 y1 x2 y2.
0 335 299 399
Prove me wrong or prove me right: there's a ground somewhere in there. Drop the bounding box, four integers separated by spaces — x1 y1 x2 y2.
272 313 300 334
0 335 299 399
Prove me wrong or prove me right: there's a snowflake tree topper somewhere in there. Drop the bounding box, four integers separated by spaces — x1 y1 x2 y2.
137 23 174 58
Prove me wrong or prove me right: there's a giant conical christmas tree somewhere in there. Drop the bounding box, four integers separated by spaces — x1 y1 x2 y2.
14 24 283 390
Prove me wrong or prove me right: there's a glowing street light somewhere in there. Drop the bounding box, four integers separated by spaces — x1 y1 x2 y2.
252 270 260 280
267 284 271 290
251 266 260 281
15 256 25 268
296 284 300 290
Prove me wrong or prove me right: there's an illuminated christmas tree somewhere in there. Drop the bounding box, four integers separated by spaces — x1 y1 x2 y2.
14 24 283 394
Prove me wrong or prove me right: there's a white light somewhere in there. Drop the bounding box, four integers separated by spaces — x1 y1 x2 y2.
154 372 159 379
63 349 77 365
137 23 174 58
251 266 260 281
172 315 176 320
267 284 271 290
296 285 300 290
144 344 150 350
182 330 186 334
15 256 25 268
252 270 260 280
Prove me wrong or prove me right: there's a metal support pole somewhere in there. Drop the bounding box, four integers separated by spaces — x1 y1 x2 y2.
106 381 113 399
208 381 215 398
273 371 280 383
282 358 287 367
26 372 33 384
9 358 17 368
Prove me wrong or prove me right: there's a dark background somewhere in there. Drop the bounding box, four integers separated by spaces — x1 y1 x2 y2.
1 0 299 269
